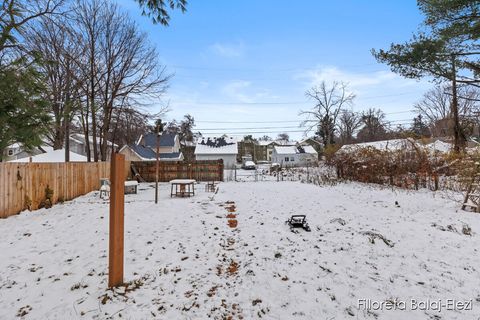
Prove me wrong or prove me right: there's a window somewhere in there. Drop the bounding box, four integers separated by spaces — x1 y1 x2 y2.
285 157 289 162
8 149 13 156
290 157 294 161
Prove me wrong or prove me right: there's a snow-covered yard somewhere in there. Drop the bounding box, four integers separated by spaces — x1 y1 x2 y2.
1 181 480 319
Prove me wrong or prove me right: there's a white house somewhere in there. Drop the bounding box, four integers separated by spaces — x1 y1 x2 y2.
271 145 318 167
194 136 238 168
119 132 184 161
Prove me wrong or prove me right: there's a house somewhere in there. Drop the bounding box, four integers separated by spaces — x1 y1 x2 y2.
10 147 88 163
194 136 238 168
271 145 318 167
119 132 184 161
69 133 118 159
3 143 44 161
256 140 282 162
298 138 323 159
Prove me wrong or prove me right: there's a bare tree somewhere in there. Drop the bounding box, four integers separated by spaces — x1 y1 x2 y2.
72 0 170 161
96 1 170 160
109 106 167 147
415 84 480 138
300 81 355 147
73 0 104 161
24 15 85 154
0 0 63 57
338 109 362 145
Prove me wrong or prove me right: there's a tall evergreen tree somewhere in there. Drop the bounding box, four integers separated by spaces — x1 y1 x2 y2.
372 0 480 152
0 61 50 160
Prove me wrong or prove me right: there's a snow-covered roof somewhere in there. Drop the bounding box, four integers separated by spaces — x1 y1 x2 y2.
339 139 416 153
70 133 118 147
425 140 452 153
339 138 452 154
194 136 238 155
274 145 317 155
6 143 21 149
257 140 274 146
10 149 87 163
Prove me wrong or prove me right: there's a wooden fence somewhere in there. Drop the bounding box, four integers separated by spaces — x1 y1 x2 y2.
131 160 224 182
0 161 129 219
0 160 223 219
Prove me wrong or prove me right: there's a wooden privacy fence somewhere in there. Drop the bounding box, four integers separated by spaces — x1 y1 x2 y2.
0 161 129 219
0 159 222 218
131 160 224 182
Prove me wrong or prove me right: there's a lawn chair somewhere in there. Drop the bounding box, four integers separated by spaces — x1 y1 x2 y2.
285 215 311 232
205 181 217 192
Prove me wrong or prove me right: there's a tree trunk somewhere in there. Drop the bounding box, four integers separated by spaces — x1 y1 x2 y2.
451 56 464 153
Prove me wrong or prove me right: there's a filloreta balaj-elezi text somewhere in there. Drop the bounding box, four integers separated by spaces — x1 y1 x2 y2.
358 299 473 312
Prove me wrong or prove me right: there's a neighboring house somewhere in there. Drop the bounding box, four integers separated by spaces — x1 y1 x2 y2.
238 139 296 163
298 138 323 159
194 136 238 168
3 143 44 161
10 148 87 163
271 145 318 167
119 132 184 161
69 133 118 159
256 140 281 162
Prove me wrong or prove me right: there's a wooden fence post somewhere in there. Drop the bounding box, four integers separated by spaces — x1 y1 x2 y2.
109 153 125 288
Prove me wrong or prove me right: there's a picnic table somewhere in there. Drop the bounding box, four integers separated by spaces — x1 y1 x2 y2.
170 179 196 197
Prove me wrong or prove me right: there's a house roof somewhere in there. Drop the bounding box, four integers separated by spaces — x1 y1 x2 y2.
10 149 87 163
141 132 176 148
194 136 238 155
298 138 322 146
273 145 317 155
257 140 279 146
339 139 415 153
70 133 118 147
124 144 183 161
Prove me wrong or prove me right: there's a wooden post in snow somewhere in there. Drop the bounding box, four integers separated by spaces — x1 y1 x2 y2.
108 153 125 288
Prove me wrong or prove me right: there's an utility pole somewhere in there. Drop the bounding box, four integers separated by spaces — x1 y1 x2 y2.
155 126 160 204
64 100 70 162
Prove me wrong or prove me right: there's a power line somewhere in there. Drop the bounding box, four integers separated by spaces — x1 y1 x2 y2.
171 63 382 73
197 126 303 131
177 93 419 106
196 120 303 124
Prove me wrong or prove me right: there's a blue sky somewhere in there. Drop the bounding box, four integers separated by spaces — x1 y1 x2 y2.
118 0 433 140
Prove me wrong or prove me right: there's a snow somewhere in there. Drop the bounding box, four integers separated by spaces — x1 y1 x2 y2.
10 149 87 162
194 136 238 155
339 139 415 153
340 139 454 154
0 180 479 319
425 140 452 153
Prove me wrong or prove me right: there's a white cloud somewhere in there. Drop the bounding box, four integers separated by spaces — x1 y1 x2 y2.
221 80 253 102
295 65 425 93
209 41 246 58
